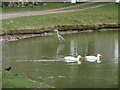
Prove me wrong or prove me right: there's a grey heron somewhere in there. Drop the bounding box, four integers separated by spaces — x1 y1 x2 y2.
54 29 65 42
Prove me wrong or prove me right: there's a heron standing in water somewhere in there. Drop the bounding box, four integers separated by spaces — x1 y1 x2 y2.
54 29 65 42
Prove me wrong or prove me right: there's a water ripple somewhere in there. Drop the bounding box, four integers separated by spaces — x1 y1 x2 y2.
16 59 64 62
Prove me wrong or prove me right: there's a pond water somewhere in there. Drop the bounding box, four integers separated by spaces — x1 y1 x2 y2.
2 30 118 88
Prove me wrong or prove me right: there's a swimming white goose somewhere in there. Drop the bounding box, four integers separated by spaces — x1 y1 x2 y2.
64 55 82 64
85 54 101 63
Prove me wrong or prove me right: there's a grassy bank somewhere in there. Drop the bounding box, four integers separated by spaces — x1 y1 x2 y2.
1 24 119 35
2 2 79 13
2 3 118 35
2 71 53 88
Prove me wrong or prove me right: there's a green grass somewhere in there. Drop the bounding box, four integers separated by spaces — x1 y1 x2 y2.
2 3 118 31
2 2 79 13
2 71 53 88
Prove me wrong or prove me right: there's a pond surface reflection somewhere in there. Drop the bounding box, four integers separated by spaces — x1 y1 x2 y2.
3 30 118 88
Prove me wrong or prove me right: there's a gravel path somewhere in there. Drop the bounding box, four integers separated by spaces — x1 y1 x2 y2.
1 2 113 20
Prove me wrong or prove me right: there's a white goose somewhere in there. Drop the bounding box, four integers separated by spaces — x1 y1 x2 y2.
64 55 82 64
85 54 101 63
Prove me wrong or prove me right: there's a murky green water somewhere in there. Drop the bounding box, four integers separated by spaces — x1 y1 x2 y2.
3 30 118 88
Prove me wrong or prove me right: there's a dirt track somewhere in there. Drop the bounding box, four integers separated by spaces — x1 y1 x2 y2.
1 2 113 20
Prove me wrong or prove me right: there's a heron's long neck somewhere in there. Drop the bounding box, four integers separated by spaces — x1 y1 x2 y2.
56 31 59 36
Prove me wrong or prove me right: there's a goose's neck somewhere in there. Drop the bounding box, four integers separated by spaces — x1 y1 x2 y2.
77 56 80 60
97 56 100 61
97 55 100 59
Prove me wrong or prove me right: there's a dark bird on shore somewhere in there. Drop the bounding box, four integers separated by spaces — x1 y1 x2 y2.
5 67 12 71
